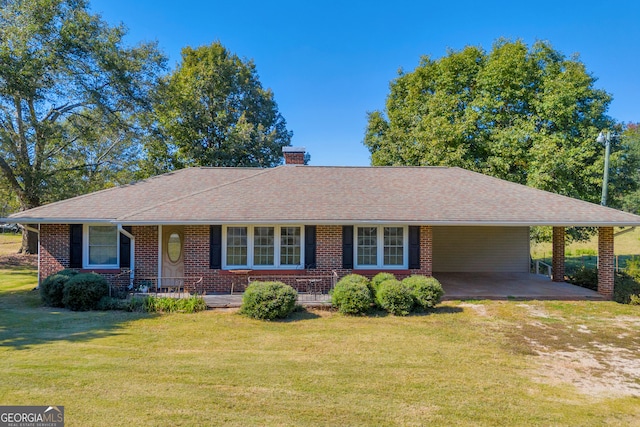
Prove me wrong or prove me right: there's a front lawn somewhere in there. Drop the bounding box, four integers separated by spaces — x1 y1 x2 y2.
1 266 639 426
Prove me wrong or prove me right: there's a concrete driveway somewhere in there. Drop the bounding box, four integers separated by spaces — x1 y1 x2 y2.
435 272 605 300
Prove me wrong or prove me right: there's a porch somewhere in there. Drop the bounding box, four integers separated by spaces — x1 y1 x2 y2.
200 273 604 308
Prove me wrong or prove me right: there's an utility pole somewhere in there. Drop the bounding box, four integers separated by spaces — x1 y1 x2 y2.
597 131 612 206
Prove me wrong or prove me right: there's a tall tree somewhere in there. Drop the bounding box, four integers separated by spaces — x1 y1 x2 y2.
0 0 166 253
143 42 292 174
364 40 635 205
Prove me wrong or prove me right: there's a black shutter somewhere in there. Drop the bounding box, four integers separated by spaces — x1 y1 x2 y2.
304 225 316 269
119 226 132 268
69 224 83 268
409 226 420 269
210 225 222 269
342 225 354 269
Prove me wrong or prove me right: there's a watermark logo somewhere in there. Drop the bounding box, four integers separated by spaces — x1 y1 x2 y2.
0 406 64 427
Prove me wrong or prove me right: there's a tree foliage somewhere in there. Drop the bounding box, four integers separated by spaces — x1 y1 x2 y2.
142 42 292 174
364 39 636 206
0 0 165 252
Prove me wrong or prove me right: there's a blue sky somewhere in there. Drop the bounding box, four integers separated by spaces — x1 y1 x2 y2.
91 0 640 166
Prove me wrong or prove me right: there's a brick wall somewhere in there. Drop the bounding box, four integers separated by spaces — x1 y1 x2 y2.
40 224 70 281
597 227 614 299
39 223 435 293
552 227 565 282
133 226 158 279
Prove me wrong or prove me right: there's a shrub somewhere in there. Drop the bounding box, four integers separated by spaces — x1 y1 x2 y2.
96 296 128 311
126 296 146 312
62 273 109 311
370 272 396 297
40 274 69 307
402 275 444 309
629 294 640 305
624 256 640 280
376 279 414 316
331 276 373 315
240 281 298 320
566 266 598 291
614 272 640 304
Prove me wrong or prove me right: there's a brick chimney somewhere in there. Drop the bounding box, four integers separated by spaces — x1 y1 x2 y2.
282 147 306 165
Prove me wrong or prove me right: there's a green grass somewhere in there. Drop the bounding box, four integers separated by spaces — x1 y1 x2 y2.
1 267 640 426
0 233 21 256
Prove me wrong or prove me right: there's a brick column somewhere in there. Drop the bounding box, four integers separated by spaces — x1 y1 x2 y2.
420 226 433 276
597 227 614 299
552 227 565 282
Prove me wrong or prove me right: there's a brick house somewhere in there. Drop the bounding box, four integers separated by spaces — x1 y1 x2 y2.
4 147 640 299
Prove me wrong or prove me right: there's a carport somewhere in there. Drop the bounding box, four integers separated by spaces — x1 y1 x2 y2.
435 272 604 300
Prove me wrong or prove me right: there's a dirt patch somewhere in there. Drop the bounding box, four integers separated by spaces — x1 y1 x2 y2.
0 254 37 268
458 302 489 317
533 345 640 398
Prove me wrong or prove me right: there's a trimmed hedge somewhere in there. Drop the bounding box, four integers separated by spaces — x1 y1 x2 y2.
403 275 444 309
370 272 396 299
331 275 373 315
40 274 69 308
62 273 109 311
376 279 414 316
240 281 298 320
40 269 80 308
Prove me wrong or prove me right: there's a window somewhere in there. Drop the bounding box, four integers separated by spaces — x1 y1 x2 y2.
226 227 248 266
223 226 303 269
280 227 301 265
355 226 407 268
85 225 119 268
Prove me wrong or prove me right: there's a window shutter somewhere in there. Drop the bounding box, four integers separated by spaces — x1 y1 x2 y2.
119 226 132 268
69 224 83 268
342 225 353 269
304 225 316 269
409 226 420 269
210 225 222 269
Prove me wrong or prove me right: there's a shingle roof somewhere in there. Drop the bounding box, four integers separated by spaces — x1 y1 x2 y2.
7 165 640 226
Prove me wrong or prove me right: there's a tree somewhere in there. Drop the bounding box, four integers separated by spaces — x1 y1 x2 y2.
364 39 636 206
0 0 166 253
143 42 292 173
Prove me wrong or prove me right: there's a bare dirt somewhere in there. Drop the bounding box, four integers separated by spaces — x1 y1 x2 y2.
515 303 640 399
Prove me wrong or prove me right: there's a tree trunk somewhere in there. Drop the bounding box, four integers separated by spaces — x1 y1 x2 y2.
19 227 38 254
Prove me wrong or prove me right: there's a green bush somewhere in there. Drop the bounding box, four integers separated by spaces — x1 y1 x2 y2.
240 281 298 320
371 272 396 297
40 269 80 307
96 296 128 311
331 276 373 315
402 275 444 309
376 279 414 316
126 296 146 312
566 266 598 291
40 274 69 307
613 272 640 304
624 256 640 280
61 273 109 311
629 294 640 305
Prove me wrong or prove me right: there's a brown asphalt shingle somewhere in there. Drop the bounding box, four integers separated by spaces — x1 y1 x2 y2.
8 166 640 226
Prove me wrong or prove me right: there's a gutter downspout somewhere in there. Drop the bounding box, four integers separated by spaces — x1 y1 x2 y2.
24 225 40 288
117 225 135 288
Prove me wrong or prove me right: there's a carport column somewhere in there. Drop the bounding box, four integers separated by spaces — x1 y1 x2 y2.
552 227 565 282
597 227 614 299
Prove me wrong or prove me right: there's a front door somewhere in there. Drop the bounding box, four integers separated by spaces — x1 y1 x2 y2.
162 226 185 289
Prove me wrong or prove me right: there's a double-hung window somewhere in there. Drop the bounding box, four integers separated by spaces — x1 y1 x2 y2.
355 226 407 268
84 225 119 268
224 226 302 269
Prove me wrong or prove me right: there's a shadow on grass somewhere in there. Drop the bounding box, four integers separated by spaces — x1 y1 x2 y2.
279 307 322 322
0 289 155 350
